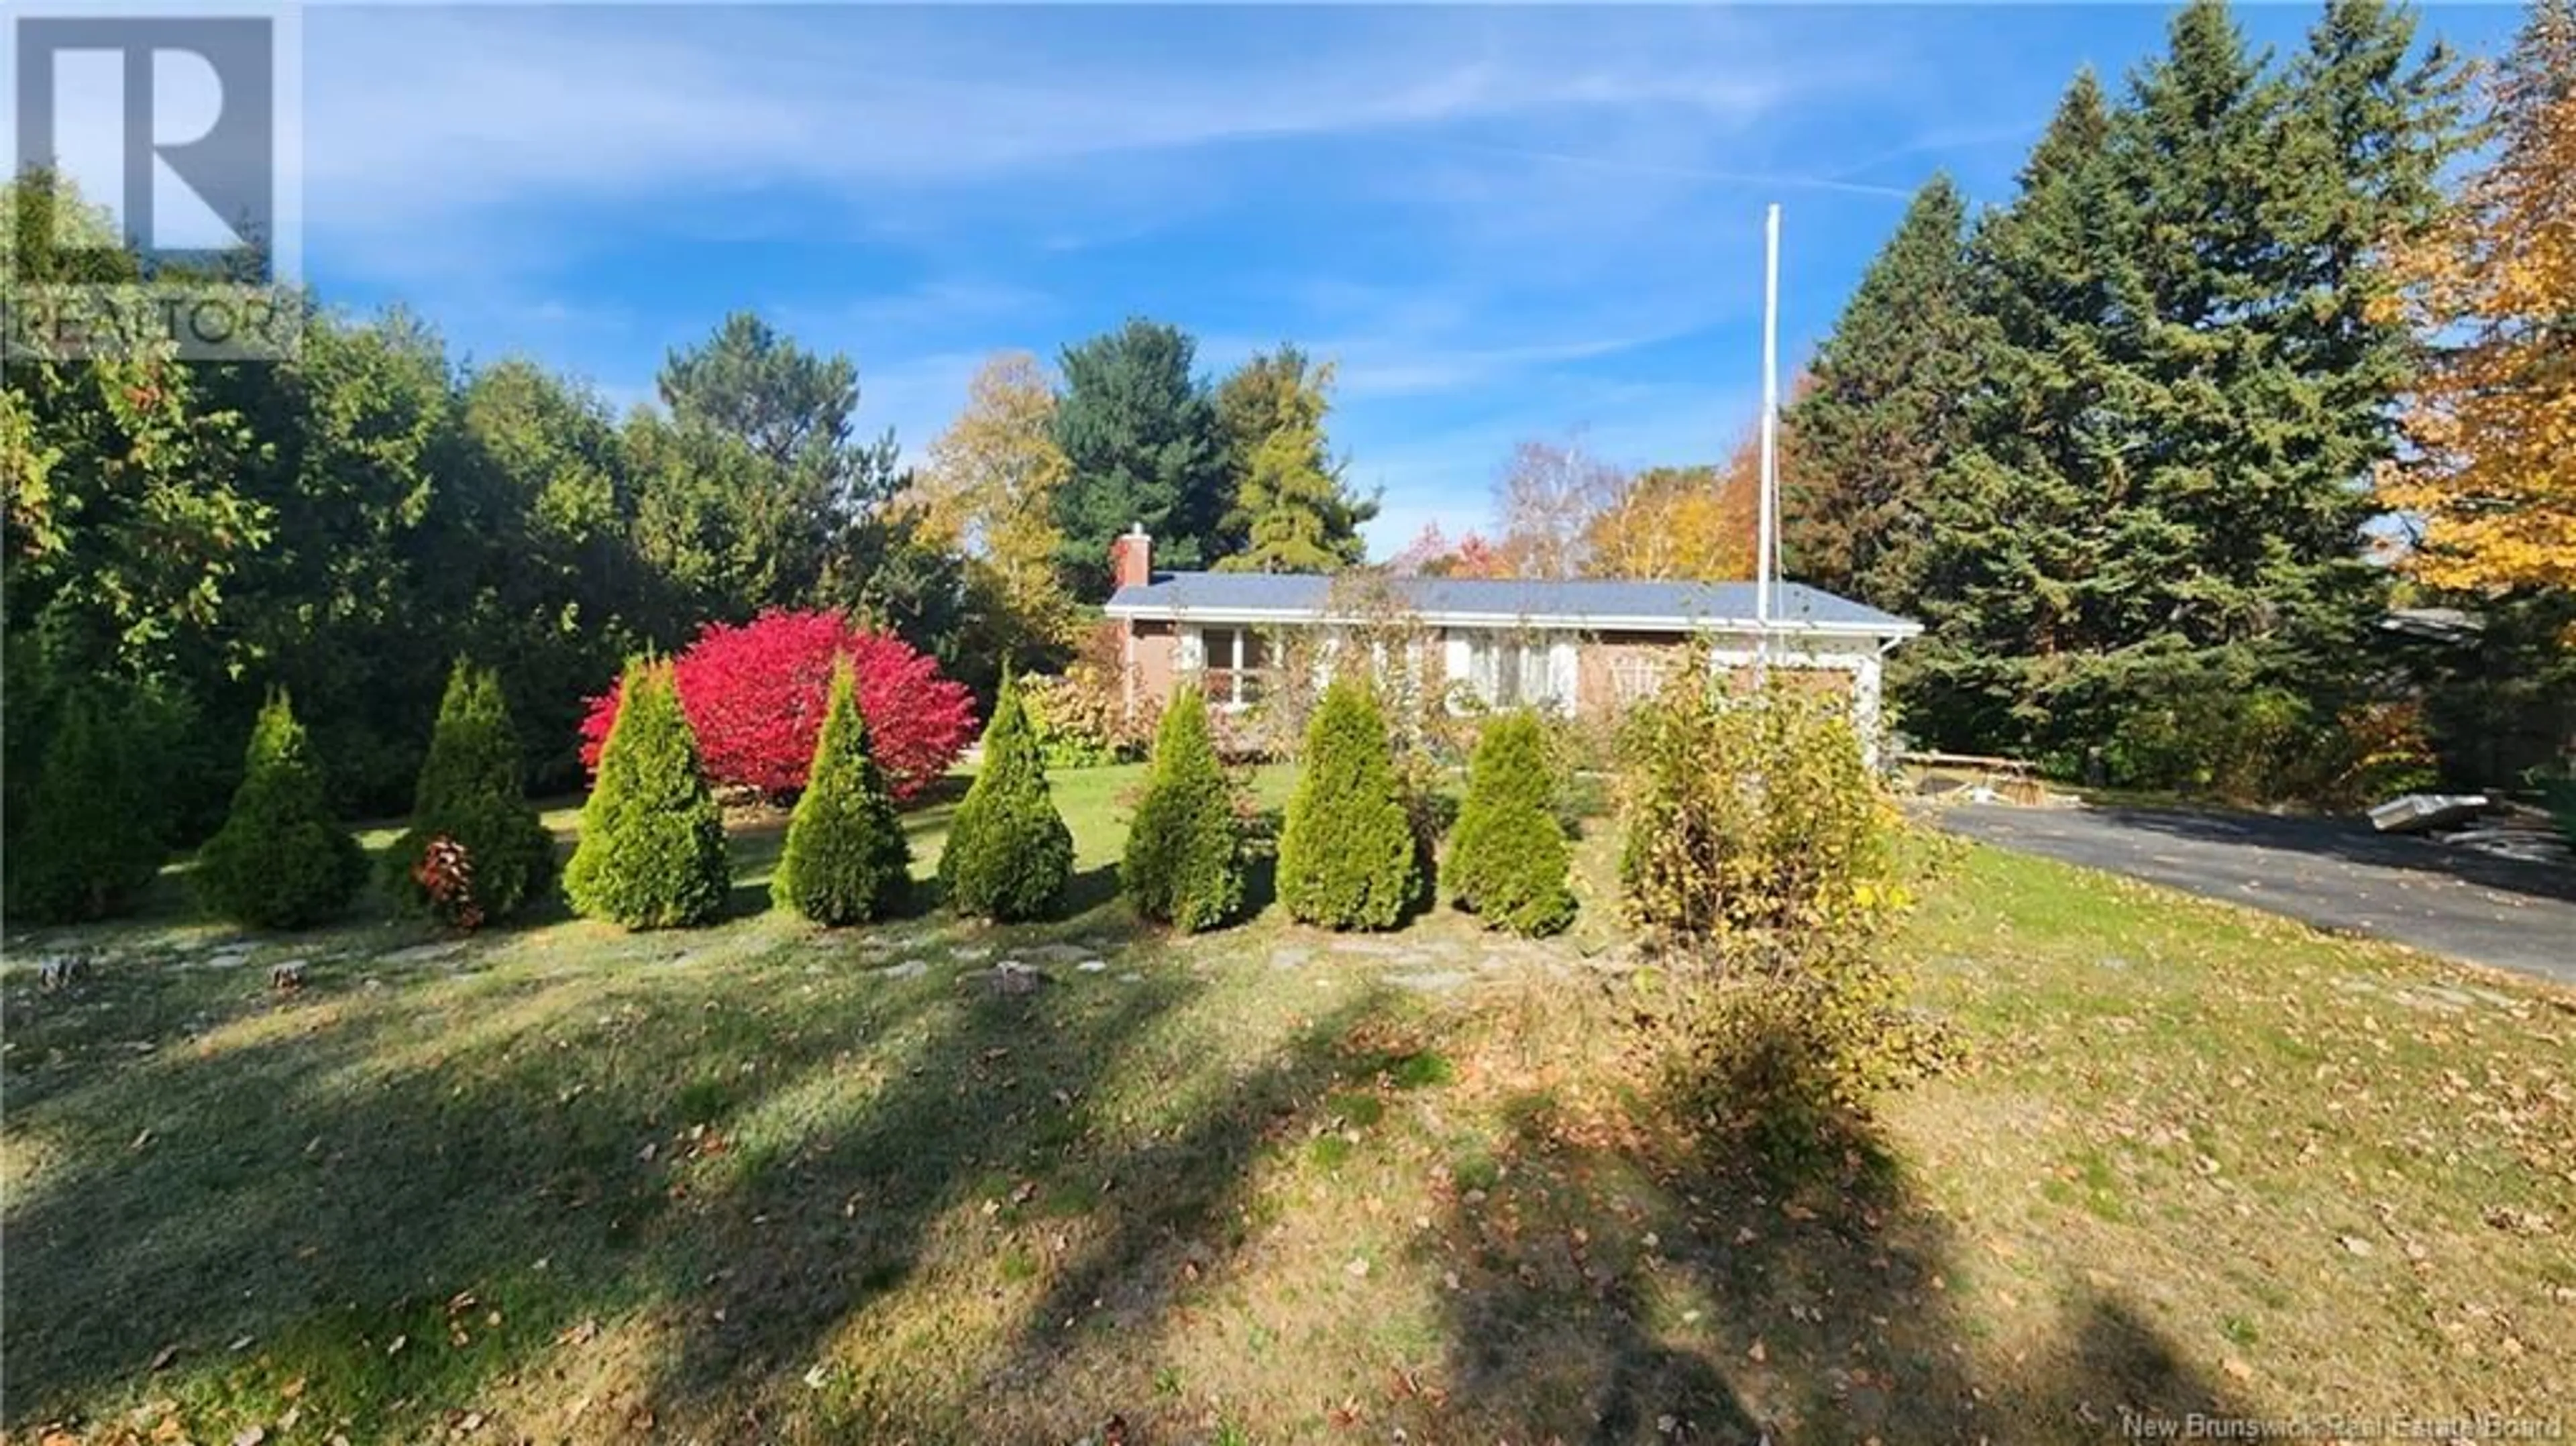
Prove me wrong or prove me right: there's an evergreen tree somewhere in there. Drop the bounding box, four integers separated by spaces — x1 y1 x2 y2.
389 661 557 924
1276 678 1421 930
195 691 368 930
564 660 731 929
1122 686 1246 931
1783 174 1980 609
2109 1 2385 687
1211 347 1377 573
1051 320 1232 593
938 673 1073 920
9 685 168 922
772 660 912 926
1904 70 2144 756
1445 710 1575 937
1899 1 2472 787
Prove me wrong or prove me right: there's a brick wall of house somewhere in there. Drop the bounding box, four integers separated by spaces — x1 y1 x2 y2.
1575 630 1695 713
1128 618 1177 714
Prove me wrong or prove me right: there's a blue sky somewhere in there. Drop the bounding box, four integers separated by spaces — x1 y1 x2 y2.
294 3 2522 557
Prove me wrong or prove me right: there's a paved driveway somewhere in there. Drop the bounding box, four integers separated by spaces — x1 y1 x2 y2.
1936 803 2576 986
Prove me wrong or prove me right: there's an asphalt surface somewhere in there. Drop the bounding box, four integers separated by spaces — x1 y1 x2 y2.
1936 803 2576 987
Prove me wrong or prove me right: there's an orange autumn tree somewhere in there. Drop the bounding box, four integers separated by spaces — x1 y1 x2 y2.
2377 0 2576 596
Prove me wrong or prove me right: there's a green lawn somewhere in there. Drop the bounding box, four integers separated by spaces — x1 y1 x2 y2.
5 769 2569 1443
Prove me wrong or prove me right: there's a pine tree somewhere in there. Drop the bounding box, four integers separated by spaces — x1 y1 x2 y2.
9 685 168 922
938 673 1073 920
564 660 731 929
389 661 555 924
1783 173 1980 610
1445 710 1575 937
1122 686 1246 931
1276 678 1422 930
1051 320 1232 592
772 660 912 926
195 691 368 929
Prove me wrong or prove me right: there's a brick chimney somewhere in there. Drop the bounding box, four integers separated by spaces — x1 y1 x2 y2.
1108 522 1152 591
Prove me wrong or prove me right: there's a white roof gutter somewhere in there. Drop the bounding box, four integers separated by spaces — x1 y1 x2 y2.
1102 601 1922 641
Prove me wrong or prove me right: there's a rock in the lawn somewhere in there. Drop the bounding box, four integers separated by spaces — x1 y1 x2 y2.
37 954 84 989
1075 959 1108 975
269 960 309 991
988 960 1048 997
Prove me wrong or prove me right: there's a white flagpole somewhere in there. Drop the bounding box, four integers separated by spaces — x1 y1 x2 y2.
1756 202 1781 662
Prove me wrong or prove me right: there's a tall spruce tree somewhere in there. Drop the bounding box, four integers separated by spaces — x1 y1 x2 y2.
1899 3 2467 785
1783 173 1980 610
1212 347 1377 573
1905 70 2144 755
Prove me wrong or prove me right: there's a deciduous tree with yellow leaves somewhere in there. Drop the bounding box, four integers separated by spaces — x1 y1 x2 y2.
2378 0 2576 595
918 351 1080 653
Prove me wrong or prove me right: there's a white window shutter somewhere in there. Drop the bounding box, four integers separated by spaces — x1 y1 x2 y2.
1549 637 1578 715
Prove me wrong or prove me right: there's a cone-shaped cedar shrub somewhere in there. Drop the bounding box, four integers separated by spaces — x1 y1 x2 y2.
9 685 168 922
1122 686 1245 931
1446 710 1576 936
388 661 555 925
773 661 912 925
1276 677 1422 930
564 661 731 929
938 673 1073 920
195 690 368 929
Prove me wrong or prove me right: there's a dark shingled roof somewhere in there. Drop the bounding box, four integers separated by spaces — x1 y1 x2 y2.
1105 573 1918 634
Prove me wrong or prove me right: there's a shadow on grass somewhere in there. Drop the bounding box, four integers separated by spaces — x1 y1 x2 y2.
1059 861 1123 919
1408 1018 2257 1444
0 875 1407 1443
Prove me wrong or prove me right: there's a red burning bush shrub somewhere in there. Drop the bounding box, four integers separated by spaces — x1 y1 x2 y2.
580 612 976 803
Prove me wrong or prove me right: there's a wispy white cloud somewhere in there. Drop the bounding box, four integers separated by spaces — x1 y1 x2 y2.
286 6 1853 242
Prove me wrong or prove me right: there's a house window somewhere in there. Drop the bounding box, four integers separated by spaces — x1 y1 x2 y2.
1461 634 1566 712
1197 626 1271 708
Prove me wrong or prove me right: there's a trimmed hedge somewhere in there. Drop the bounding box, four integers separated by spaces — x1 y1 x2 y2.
938 673 1073 920
564 660 731 929
772 661 912 925
388 660 555 926
9 685 168 923
1122 686 1246 932
195 691 368 930
1276 677 1423 930
1446 710 1576 936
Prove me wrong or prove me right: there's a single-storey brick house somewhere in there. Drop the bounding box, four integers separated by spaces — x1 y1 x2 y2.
1102 527 1921 747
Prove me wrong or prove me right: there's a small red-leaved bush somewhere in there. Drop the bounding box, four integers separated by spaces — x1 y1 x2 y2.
580 612 976 803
